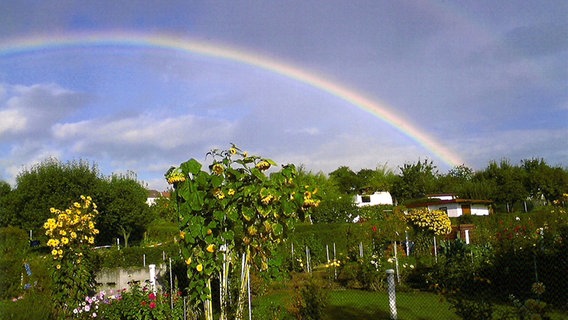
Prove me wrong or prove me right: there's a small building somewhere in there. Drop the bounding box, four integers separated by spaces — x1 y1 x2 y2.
354 191 393 207
146 190 170 206
406 194 491 218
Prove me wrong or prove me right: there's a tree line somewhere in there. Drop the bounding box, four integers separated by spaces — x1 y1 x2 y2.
0 158 152 247
1 157 567 245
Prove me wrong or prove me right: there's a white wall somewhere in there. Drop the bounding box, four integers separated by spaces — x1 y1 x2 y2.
354 191 393 207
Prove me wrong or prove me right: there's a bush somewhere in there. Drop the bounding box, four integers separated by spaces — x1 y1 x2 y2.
0 226 30 300
290 274 329 320
144 220 178 244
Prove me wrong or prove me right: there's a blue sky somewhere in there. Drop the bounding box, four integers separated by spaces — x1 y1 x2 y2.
0 1 566 191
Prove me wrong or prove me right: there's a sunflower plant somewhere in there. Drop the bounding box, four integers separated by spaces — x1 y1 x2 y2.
43 195 100 316
166 144 319 319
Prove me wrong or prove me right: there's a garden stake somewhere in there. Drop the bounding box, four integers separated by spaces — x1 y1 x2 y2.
169 257 174 309
393 241 400 284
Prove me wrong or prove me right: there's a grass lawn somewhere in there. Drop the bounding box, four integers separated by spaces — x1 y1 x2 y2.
253 288 459 320
326 290 459 320
253 288 568 320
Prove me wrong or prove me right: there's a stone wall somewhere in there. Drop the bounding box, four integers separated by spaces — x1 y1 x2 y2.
95 264 167 292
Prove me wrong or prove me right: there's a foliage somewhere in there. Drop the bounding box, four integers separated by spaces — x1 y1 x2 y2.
92 285 186 320
149 191 178 223
1 158 103 232
43 195 100 316
430 240 495 320
508 282 551 320
96 174 154 247
166 145 319 314
0 290 54 320
391 159 439 203
144 220 179 245
328 166 361 195
290 274 330 320
405 208 452 236
0 226 30 299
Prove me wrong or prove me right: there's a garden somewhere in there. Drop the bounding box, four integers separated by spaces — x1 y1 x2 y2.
0 147 567 319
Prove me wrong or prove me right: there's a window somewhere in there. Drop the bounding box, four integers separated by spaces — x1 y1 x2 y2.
361 195 371 203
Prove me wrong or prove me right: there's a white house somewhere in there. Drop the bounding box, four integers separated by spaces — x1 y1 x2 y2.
406 194 491 218
146 190 170 206
354 191 393 207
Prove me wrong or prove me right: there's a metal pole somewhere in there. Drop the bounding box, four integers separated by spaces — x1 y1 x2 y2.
433 236 438 263
387 269 397 320
169 258 174 309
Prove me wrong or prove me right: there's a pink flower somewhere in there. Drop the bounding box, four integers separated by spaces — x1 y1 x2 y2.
148 292 156 300
149 301 156 309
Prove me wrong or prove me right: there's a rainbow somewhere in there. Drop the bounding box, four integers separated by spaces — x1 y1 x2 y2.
0 32 465 168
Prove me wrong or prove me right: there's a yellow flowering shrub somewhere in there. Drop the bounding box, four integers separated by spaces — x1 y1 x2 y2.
43 195 99 316
405 208 452 236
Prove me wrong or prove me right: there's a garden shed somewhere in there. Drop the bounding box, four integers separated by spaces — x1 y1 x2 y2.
354 191 393 207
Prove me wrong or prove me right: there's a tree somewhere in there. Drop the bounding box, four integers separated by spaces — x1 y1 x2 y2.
480 159 528 212
1 158 103 232
367 163 397 192
391 159 440 203
0 181 13 227
329 166 362 195
96 174 153 247
521 158 568 204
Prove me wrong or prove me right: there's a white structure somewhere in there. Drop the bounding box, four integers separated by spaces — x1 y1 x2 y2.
406 194 491 218
146 190 170 206
354 191 393 207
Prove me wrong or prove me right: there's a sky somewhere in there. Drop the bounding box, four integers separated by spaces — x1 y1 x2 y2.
0 1 566 191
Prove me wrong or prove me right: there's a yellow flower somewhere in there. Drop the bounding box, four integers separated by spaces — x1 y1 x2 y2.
56 264 61 270
213 188 225 200
229 147 237 155
185 257 192 265
196 264 203 272
180 231 186 239
59 230 67 236
74 202 81 208
261 195 273 205
57 249 63 255
206 244 216 253
61 237 69 245
255 160 270 171
228 189 235 196
51 249 58 256
71 232 77 239
212 163 224 175
88 237 95 244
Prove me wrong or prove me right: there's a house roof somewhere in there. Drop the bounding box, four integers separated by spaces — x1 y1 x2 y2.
406 198 492 208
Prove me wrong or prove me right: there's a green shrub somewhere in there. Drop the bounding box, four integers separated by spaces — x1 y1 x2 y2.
290 274 329 320
0 226 30 300
144 220 178 244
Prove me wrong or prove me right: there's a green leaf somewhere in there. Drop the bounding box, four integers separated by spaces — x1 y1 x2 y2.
272 223 284 236
181 158 202 175
211 174 224 188
223 230 235 241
